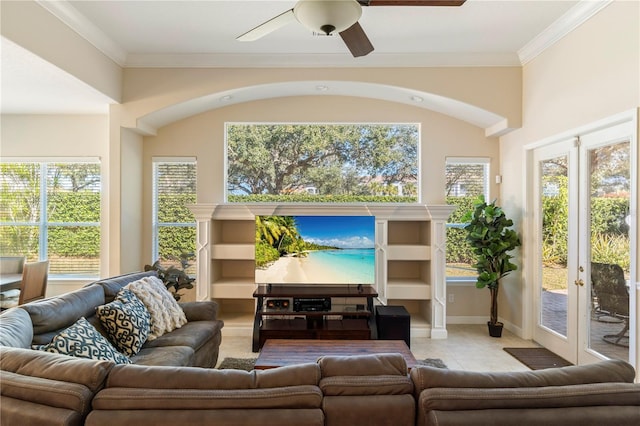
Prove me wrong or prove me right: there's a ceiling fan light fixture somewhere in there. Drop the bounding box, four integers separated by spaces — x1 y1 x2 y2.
294 0 362 35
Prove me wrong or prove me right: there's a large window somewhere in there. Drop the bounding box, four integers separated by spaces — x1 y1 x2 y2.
445 157 490 280
226 123 419 203
0 160 101 277
152 158 196 267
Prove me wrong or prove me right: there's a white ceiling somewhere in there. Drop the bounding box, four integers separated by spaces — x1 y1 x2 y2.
2 0 605 116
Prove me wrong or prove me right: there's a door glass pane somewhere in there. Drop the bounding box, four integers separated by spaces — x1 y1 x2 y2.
588 142 630 361
540 156 569 336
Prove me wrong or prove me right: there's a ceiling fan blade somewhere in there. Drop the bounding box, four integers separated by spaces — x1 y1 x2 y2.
358 0 466 6
339 22 374 58
237 9 296 41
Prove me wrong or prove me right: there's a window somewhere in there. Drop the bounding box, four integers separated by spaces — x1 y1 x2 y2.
445 157 490 280
152 159 196 268
0 160 101 277
226 123 419 203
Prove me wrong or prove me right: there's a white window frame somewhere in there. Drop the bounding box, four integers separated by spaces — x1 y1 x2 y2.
0 157 101 278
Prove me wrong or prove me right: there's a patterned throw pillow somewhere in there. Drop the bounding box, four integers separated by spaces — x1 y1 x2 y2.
96 289 151 356
125 276 187 340
40 317 130 364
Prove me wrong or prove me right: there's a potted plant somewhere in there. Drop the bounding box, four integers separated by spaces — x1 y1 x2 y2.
144 252 195 301
463 196 521 337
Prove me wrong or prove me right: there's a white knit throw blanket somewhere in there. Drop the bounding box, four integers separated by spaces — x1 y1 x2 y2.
125 276 187 340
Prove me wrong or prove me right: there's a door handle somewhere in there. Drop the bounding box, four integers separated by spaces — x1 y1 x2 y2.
574 279 584 287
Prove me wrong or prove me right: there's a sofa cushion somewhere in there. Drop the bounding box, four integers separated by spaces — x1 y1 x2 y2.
105 362 321 389
318 353 408 377
418 382 640 411
95 289 151 356
23 285 105 343
130 345 195 366
141 320 221 352
125 276 187 340
410 359 636 393
40 317 130 365
92 271 158 303
0 307 33 348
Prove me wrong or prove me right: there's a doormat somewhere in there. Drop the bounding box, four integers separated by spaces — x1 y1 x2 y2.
503 347 572 370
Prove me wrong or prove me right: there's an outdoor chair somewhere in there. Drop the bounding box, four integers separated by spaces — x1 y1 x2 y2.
590 262 629 347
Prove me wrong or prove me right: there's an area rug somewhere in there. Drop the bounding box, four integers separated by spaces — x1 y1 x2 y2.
418 358 447 369
217 357 258 371
504 347 572 370
217 357 446 371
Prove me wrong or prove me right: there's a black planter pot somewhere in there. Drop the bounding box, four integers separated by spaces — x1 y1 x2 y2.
487 321 504 338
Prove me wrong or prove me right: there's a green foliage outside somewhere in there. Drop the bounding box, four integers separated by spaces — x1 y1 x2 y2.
229 194 416 203
448 191 629 276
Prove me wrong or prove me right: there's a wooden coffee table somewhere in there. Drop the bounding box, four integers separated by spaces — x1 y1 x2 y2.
255 339 417 370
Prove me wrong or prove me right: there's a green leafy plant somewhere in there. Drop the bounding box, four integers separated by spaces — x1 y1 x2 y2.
463 196 521 330
144 252 195 301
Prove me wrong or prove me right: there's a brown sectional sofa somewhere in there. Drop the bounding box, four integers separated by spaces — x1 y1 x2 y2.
1 272 639 426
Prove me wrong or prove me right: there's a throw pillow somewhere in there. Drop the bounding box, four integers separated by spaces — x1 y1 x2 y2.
96 289 151 356
40 317 130 364
125 276 187 340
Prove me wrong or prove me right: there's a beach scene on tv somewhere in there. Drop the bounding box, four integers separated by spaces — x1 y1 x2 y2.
255 215 375 285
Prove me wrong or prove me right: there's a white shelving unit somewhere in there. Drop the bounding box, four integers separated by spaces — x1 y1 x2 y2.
189 203 454 339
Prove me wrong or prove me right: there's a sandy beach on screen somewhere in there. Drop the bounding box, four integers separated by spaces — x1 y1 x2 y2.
255 254 344 284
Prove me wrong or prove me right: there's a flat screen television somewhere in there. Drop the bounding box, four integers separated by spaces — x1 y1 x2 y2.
255 215 375 285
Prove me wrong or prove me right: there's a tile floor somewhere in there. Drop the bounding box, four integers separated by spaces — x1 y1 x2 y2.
216 324 536 372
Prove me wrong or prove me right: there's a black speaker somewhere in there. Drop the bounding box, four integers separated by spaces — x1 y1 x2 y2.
376 305 411 347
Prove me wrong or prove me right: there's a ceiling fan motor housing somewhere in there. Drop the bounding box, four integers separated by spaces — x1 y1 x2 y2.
294 0 363 35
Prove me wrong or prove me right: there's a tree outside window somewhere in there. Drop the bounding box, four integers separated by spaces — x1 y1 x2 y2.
226 123 419 203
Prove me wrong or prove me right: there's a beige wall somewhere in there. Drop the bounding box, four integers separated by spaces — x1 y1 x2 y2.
122 67 521 134
0 1 121 102
142 95 500 205
499 1 640 338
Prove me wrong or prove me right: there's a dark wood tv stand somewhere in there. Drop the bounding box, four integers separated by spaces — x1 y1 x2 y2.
252 284 378 352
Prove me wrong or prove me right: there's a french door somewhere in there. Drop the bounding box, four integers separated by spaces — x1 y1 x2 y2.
532 119 635 365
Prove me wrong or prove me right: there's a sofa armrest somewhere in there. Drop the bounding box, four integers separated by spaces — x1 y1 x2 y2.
0 347 114 393
1 370 94 415
0 307 33 348
179 300 219 322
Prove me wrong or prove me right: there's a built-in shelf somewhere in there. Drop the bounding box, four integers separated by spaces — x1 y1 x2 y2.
188 203 455 340
211 244 254 260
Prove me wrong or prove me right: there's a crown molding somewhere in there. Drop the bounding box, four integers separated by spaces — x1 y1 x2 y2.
37 0 609 69
124 52 521 68
35 0 127 66
518 0 612 65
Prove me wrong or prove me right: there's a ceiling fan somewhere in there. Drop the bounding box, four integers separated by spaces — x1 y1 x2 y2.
237 0 466 58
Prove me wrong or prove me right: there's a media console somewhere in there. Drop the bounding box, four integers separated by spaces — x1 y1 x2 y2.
252 284 378 352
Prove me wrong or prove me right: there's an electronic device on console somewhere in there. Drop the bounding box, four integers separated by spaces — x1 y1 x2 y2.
265 298 291 310
293 297 331 312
